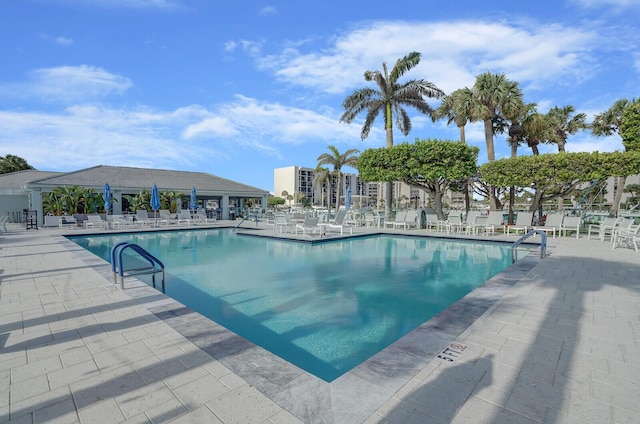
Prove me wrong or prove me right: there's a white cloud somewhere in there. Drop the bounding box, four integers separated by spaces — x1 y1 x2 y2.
0 65 132 103
40 34 74 46
254 20 598 96
259 6 277 16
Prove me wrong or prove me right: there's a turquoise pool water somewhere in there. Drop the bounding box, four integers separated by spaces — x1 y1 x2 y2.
69 229 512 381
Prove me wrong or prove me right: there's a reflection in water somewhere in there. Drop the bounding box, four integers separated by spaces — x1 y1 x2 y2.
69 231 512 382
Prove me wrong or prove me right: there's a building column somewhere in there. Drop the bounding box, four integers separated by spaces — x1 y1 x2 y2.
31 188 43 226
222 195 230 220
113 190 123 214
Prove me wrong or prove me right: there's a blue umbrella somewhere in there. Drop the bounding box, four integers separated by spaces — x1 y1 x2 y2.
151 184 161 213
103 183 111 214
190 186 197 211
345 185 351 211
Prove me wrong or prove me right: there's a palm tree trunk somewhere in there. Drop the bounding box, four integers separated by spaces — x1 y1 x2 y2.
385 126 394 218
458 125 466 144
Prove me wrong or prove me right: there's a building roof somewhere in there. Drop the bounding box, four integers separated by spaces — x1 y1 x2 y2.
1 165 268 196
0 170 63 189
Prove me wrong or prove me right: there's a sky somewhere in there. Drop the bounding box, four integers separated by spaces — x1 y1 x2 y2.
1 0 639 192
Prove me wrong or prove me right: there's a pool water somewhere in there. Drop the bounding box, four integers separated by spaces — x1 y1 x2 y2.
69 229 512 381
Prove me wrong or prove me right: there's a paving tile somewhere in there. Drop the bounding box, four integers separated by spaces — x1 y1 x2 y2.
168 405 224 424
205 385 282 424
115 380 176 419
47 359 100 389
11 356 62 383
10 374 50 403
77 398 125 424
141 397 188 424
32 397 79 424
172 374 230 411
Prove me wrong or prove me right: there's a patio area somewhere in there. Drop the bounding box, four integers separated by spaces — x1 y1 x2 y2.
1 221 639 423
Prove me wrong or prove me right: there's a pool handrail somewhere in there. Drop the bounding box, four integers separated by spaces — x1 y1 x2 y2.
512 229 547 263
110 242 165 292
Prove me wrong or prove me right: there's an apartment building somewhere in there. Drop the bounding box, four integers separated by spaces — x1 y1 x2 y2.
273 166 466 209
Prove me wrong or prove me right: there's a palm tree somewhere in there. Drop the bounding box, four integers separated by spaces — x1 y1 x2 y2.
313 166 332 216
592 98 630 213
546 105 587 152
0 154 34 174
340 51 444 217
433 88 474 144
316 146 359 212
469 72 524 162
467 72 523 210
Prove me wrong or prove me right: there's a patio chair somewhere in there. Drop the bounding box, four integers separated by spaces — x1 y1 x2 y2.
109 215 133 229
612 223 640 252
84 214 108 229
177 210 193 226
443 213 464 233
159 210 177 226
394 209 417 230
274 214 292 233
59 216 77 229
384 210 407 228
135 210 154 227
195 208 216 224
295 216 320 236
480 212 505 235
506 212 533 236
588 217 622 241
533 213 564 238
322 209 353 235
560 215 582 238
425 214 441 231
0 215 9 233
465 215 488 235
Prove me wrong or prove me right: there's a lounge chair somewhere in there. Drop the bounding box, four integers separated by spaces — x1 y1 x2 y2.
444 213 464 233
533 213 564 238
465 215 488 235
587 217 622 241
424 214 441 231
612 223 640 252
84 214 108 229
394 209 417 230
59 216 77 229
322 209 353 235
295 216 320 236
274 214 292 233
560 216 581 238
109 215 133 229
0 215 9 233
135 210 155 227
385 210 407 228
195 208 216 224
177 210 193 226
480 212 505 235
158 210 177 226
506 212 533 236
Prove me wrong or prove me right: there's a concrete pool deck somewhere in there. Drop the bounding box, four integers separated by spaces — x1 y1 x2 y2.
1 221 639 423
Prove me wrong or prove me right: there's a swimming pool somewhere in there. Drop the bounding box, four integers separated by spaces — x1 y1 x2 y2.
69 229 513 381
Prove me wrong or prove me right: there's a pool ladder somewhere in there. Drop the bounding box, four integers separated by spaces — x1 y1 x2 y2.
111 242 165 292
512 230 547 263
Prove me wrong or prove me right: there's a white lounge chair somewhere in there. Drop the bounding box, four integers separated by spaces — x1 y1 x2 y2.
322 209 353 235
444 213 464 233
135 210 154 227
295 216 320 236
109 215 133 229
394 210 417 230
195 208 216 224
506 212 533 236
588 217 622 241
612 223 640 252
274 214 291 233
465 215 488 235
59 216 77 229
84 214 108 229
533 213 564 238
177 210 193 226
385 210 407 228
480 212 505 235
158 210 177 226
560 216 581 238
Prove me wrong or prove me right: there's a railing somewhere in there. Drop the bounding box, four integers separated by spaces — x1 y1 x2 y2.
512 229 547 263
110 242 165 292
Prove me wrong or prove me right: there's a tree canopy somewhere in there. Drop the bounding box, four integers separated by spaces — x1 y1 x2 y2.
357 139 478 218
0 154 34 174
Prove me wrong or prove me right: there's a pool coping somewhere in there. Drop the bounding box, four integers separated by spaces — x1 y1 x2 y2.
62 229 541 424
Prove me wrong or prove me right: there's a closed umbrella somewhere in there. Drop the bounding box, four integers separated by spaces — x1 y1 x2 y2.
150 184 161 217
190 186 197 211
345 185 351 211
103 183 111 214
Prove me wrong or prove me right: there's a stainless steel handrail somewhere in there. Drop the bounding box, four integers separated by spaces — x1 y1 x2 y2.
512 229 547 263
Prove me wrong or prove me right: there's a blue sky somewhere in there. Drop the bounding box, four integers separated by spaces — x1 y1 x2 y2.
1 0 638 192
